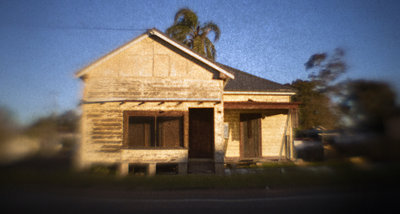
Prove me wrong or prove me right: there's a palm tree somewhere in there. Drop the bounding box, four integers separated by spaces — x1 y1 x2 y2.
166 8 220 61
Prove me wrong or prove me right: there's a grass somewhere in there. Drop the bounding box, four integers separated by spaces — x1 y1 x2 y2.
1 157 399 191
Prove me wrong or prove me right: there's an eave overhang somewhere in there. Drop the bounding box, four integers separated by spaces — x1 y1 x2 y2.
75 28 234 80
223 91 296 95
224 101 300 110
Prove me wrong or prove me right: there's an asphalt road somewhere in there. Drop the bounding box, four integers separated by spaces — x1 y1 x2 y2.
1 187 396 214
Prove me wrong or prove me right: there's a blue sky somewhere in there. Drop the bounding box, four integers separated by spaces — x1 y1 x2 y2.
1 0 400 124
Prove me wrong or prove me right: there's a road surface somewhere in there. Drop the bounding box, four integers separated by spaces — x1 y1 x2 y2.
1 187 395 214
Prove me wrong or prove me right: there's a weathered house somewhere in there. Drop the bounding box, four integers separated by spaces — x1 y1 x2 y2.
75 28 298 175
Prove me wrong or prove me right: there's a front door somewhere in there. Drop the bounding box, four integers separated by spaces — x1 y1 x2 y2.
189 108 214 159
240 113 262 158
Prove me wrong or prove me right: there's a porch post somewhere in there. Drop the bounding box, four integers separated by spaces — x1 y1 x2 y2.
289 109 295 160
147 163 156 176
118 162 129 176
214 104 225 175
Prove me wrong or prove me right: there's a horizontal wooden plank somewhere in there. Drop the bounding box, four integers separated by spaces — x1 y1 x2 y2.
91 131 121 135
86 114 102 118
96 149 120 153
93 140 122 144
91 118 122 122
101 145 121 149
88 92 142 96
92 127 121 131
124 110 186 117
87 110 121 113
93 123 121 127
92 136 122 140
83 98 221 103
84 79 222 100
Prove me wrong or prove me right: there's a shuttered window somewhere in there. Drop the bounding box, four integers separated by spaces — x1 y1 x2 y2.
124 111 184 148
157 117 183 147
128 116 155 147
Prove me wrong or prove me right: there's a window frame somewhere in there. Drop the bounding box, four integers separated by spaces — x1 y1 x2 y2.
123 111 187 149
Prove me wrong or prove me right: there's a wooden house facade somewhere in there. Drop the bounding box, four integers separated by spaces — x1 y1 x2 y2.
75 29 298 175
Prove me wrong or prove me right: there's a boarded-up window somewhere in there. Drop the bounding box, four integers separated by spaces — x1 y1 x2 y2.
125 111 184 148
157 117 183 147
128 116 155 147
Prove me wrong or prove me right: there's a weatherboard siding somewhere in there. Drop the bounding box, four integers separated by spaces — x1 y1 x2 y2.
261 110 288 157
77 34 229 174
224 109 289 160
78 101 225 171
77 30 297 174
83 36 223 102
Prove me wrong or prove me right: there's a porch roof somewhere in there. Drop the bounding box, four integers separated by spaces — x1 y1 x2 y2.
224 101 299 110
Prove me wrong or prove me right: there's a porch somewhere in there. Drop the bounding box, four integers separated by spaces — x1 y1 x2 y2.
223 101 298 163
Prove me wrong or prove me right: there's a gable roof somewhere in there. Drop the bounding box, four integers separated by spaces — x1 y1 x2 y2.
75 28 294 94
75 28 234 79
217 63 295 93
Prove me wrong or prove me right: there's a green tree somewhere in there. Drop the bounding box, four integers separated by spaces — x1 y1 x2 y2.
56 110 79 133
291 48 347 130
166 8 221 60
0 106 18 143
291 80 339 129
337 80 400 161
24 110 79 138
24 114 58 139
304 48 347 93
339 80 398 132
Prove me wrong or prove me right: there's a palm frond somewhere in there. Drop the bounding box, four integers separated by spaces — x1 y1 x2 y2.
166 8 219 60
173 8 198 29
166 24 193 43
204 37 216 60
192 36 206 57
201 22 220 42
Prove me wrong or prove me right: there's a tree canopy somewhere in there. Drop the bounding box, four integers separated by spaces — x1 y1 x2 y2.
0 106 18 143
24 110 79 138
166 8 221 60
339 80 398 132
293 48 400 136
291 80 339 130
304 48 347 93
290 48 347 130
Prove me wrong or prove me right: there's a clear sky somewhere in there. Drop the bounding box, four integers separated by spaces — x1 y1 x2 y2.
1 0 400 124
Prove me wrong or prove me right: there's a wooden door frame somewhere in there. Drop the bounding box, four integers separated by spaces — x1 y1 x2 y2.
188 108 215 159
239 114 262 159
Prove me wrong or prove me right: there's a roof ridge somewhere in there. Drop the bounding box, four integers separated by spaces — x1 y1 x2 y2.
76 28 234 79
147 29 234 79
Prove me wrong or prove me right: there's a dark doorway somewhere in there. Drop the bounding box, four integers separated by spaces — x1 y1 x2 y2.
189 108 214 159
240 113 262 158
